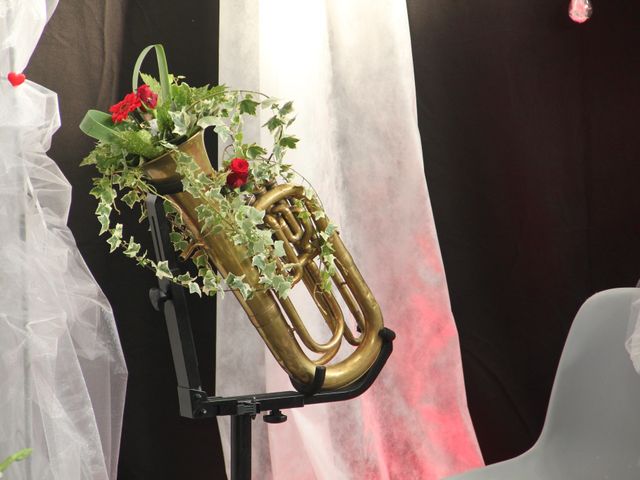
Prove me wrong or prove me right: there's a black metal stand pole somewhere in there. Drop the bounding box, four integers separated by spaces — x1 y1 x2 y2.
231 414 253 480
146 193 396 480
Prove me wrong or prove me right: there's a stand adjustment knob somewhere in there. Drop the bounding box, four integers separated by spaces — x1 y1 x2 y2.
263 409 287 424
149 287 170 311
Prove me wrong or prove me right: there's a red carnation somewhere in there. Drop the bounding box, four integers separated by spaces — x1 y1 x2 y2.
136 84 158 109
109 92 142 124
226 157 249 188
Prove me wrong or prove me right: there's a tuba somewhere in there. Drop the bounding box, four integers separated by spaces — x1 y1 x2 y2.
143 131 384 391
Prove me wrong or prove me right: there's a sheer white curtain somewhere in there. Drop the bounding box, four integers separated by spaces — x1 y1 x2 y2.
0 1 127 479
218 1 482 478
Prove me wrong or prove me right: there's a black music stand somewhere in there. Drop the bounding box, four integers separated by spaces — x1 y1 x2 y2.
146 193 395 480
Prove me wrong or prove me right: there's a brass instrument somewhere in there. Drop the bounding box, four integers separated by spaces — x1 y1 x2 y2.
143 131 384 391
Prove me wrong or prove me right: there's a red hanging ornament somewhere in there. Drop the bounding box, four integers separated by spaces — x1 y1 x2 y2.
7 72 26 87
569 0 593 23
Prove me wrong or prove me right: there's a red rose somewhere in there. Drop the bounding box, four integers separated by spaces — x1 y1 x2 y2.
229 157 249 175
226 172 248 189
136 84 158 109
109 92 142 123
226 158 249 188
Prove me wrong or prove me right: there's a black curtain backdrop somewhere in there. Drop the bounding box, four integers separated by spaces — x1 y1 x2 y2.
29 2 225 479
408 0 640 465
26 0 640 477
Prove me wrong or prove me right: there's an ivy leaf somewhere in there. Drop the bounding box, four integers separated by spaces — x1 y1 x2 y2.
121 190 140 209
135 251 149 267
252 253 267 270
297 209 311 222
250 238 266 255
323 253 337 274
169 231 189 251
214 124 232 142
271 274 292 299
124 238 141 258
247 207 265 225
273 144 283 161
163 200 178 215
176 273 193 284
80 151 97 166
197 115 225 129
304 187 315 200
193 253 209 268
321 239 335 256
107 232 122 252
239 98 260 115
226 272 252 300
321 270 333 292
202 269 218 296
279 136 299 149
246 144 267 160
98 213 111 235
171 82 192 109
261 97 280 108
155 260 173 280
256 229 274 247
90 179 116 204
105 223 123 253
279 101 294 116
313 209 326 220
324 223 338 237
95 201 112 217
274 240 286 257
204 187 223 202
168 110 194 136
188 282 202 297
263 115 284 133
261 261 277 278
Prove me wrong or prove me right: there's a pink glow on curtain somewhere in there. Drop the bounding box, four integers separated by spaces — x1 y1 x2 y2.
346 290 481 479
218 2 483 478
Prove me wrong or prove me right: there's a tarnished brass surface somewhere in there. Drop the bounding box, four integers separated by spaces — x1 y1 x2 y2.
142 131 384 389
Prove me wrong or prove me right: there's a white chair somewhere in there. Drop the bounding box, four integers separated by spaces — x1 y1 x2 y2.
446 288 640 480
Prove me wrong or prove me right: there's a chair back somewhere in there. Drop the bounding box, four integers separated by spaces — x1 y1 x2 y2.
533 288 640 478
446 288 640 479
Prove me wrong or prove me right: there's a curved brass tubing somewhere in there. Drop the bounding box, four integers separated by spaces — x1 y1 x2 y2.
143 132 384 390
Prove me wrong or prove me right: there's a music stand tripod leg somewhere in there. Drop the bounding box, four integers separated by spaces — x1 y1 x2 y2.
230 413 252 480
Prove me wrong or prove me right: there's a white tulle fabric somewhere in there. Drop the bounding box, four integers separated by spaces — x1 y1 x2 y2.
218 2 482 479
0 1 127 479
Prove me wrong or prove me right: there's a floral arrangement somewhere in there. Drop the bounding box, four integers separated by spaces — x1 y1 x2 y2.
80 45 337 299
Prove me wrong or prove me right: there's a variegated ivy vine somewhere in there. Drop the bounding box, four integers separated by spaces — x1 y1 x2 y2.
79 44 337 300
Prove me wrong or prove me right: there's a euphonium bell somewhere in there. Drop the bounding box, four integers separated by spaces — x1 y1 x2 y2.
142 131 384 391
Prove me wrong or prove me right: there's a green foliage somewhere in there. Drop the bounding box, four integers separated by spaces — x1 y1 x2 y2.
239 97 260 115
0 448 32 473
118 130 164 159
79 44 339 302
140 73 161 95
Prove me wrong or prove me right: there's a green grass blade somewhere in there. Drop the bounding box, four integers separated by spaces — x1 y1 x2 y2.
132 44 171 105
79 110 120 143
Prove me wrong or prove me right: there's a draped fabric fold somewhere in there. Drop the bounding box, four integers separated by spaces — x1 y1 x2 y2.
218 1 482 478
0 1 127 478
